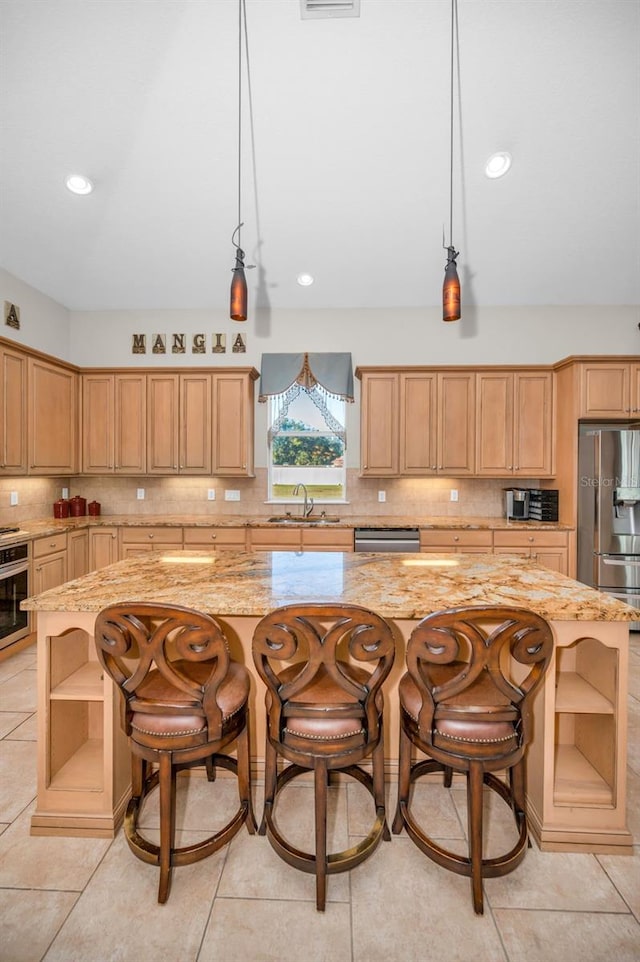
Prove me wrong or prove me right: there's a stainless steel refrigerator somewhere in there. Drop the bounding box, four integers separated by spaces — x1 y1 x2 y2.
578 425 640 625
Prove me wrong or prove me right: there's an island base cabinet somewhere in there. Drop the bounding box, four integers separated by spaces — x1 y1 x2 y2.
525 621 633 854
31 612 131 838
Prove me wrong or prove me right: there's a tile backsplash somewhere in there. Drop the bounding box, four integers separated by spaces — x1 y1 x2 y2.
0 472 525 524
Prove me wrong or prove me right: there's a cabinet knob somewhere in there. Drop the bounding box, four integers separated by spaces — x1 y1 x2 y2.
528 536 534 542
211 533 217 540
148 534 154 539
508 465 512 470
431 465 437 470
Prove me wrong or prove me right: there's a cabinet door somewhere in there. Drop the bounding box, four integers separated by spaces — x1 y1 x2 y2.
436 372 475 475
212 372 255 476
399 373 437 474
532 547 568 574
32 552 67 594
580 363 630 417
180 374 211 474
28 358 77 474
513 372 553 477
115 374 146 473
68 530 89 580
249 528 301 551
359 372 399 476
81 374 114 473
183 526 247 550
89 527 119 570
147 374 179 474
632 365 640 416
0 346 27 475
475 372 513 476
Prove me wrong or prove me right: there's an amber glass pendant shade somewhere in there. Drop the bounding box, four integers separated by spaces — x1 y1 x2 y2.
230 248 248 322
442 246 461 322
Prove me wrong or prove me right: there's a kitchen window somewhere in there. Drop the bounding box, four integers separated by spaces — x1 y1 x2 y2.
259 353 354 504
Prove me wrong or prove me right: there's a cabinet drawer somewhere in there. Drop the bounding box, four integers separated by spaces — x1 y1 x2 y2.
250 528 301 548
493 530 567 548
183 527 247 547
120 526 183 544
302 528 353 548
420 530 492 549
33 533 68 557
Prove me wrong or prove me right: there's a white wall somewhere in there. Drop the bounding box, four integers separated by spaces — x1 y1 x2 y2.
66 304 640 370
0 269 70 357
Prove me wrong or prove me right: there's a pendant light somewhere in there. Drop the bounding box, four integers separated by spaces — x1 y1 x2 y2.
230 0 253 322
442 0 461 323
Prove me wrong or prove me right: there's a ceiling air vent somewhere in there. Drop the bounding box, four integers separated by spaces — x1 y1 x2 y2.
300 0 360 20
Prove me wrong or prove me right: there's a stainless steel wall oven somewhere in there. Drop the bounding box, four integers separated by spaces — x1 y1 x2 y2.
0 540 30 652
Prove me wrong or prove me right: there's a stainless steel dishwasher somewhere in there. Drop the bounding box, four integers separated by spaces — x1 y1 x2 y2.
353 527 420 552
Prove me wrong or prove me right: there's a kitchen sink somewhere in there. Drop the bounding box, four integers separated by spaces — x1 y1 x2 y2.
267 516 341 525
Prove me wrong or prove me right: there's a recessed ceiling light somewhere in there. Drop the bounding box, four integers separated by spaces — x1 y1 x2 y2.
65 174 94 195
485 152 512 179
297 273 314 286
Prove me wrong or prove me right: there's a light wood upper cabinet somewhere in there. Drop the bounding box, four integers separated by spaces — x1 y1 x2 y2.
579 361 640 417
180 374 212 474
358 369 475 477
0 345 27 475
28 357 77 475
146 374 180 474
359 372 399 476
81 373 146 474
476 371 553 477
399 372 437 474
212 371 256 476
437 372 475 475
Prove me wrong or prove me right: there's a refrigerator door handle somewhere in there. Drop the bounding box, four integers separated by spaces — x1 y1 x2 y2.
601 556 640 566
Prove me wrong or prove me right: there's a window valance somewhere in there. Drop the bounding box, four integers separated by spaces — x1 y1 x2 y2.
258 352 354 402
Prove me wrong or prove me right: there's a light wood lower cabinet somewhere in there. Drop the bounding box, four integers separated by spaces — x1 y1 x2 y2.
31 611 131 838
68 530 90 580
183 526 247 550
420 529 493 553
89 527 119 571
526 621 632 853
118 526 183 558
248 527 302 551
493 530 569 574
248 526 354 552
32 533 68 594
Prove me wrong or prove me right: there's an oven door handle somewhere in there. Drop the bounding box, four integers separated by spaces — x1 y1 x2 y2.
0 560 30 578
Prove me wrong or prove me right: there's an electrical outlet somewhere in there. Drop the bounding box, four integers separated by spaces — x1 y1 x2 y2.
207 489 216 501
62 487 69 499
450 489 459 502
224 490 240 501
378 490 386 503
137 488 145 500
9 491 18 506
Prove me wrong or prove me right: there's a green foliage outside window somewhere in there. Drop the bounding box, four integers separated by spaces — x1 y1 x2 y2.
272 418 344 466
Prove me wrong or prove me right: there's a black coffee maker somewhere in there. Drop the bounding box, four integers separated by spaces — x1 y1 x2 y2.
504 488 530 520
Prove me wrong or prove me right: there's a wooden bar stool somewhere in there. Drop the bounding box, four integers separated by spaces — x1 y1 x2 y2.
94 602 256 903
392 605 553 914
252 603 396 910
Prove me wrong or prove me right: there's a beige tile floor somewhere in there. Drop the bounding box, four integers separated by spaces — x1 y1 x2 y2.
0 637 639 962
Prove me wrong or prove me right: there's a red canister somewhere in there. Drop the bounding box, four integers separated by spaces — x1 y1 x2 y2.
88 501 101 516
53 499 69 519
69 496 87 517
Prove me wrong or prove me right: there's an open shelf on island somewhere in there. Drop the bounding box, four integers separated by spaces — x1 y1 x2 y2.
50 661 104 701
554 744 614 806
48 738 104 793
555 672 614 714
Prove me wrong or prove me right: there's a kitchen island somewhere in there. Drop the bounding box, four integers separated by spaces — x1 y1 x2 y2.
23 549 635 853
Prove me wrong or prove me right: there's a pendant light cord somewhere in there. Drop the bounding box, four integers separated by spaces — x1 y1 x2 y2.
236 0 244 250
448 0 456 248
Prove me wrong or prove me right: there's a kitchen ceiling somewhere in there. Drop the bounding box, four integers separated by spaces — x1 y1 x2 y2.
0 0 638 314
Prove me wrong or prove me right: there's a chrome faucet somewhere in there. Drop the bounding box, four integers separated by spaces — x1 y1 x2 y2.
292 482 314 518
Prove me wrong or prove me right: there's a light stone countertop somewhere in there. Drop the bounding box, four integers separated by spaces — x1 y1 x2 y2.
22 549 634 622
7 513 573 542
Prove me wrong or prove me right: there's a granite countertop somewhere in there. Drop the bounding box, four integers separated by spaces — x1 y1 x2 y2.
7 514 574 542
22 549 634 622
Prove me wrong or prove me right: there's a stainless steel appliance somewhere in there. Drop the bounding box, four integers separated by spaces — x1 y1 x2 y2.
0 536 30 652
354 527 420 552
578 426 640 625
504 488 530 520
